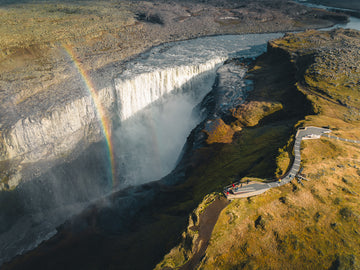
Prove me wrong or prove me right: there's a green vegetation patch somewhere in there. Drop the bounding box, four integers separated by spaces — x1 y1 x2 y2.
232 100 283 127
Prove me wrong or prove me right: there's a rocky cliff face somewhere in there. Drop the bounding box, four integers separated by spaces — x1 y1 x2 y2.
0 54 259 270
2 59 224 160
3 87 113 162
0 57 223 189
4 27 360 270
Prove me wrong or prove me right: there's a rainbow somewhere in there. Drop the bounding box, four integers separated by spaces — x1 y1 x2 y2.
62 44 116 188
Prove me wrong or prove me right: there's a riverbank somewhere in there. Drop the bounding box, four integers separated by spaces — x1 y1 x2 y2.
5 26 360 270
302 0 360 19
2 39 311 269
0 34 285 267
306 0 360 12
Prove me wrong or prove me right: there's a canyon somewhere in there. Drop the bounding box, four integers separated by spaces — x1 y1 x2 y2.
0 0 357 269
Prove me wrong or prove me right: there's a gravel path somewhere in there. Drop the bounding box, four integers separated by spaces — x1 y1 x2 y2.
224 126 360 200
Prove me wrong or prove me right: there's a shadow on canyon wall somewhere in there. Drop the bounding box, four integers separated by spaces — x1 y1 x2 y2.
0 62 219 266
2 46 315 269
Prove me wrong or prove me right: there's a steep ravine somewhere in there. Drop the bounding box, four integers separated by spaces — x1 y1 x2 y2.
157 35 315 270
0 58 224 267
1 33 285 190
0 0 348 189
1 34 286 267
5 28 360 269
1 34 312 268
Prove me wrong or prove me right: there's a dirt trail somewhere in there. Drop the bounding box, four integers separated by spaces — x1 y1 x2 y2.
180 197 229 270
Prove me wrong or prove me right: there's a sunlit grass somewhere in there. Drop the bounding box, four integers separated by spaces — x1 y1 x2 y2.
199 29 360 269
202 137 360 269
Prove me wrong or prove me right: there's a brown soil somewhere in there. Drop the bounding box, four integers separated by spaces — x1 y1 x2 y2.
203 118 235 144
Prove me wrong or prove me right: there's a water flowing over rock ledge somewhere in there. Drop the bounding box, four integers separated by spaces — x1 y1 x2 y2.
0 33 283 190
0 55 257 269
0 32 280 265
116 59 224 121
2 59 223 163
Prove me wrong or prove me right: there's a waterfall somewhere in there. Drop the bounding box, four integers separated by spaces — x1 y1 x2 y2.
113 58 225 185
1 33 285 167
115 58 225 121
0 33 286 266
0 56 225 266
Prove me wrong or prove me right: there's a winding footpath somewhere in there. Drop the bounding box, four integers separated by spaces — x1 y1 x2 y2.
224 126 359 200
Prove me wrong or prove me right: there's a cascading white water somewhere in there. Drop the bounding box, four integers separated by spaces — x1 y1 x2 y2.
110 33 287 186
115 59 225 121
114 60 223 185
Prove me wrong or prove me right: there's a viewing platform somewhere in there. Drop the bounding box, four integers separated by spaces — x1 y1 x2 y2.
224 126 332 200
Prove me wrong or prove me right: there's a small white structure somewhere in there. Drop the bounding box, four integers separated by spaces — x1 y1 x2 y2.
303 134 321 140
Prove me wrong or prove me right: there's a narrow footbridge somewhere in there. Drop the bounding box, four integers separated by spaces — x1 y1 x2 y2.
224 126 358 200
